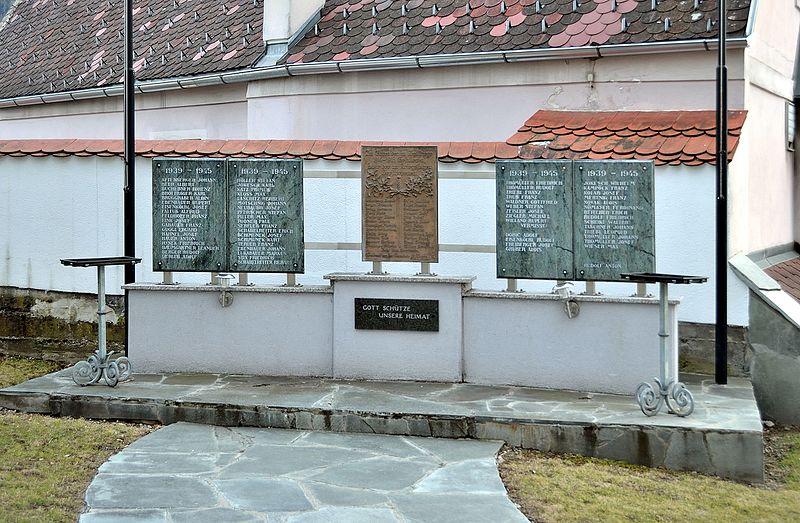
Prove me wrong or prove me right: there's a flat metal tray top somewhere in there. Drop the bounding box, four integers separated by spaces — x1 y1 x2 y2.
60 256 142 267
620 272 708 284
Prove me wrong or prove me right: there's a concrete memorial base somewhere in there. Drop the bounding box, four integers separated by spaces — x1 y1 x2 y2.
125 273 678 395
0 371 763 483
126 284 333 376
326 273 474 382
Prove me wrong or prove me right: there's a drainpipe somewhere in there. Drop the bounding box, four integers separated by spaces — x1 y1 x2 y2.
715 0 728 385
123 0 135 356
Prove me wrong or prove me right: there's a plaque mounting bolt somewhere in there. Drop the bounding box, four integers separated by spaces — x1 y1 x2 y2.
219 290 233 308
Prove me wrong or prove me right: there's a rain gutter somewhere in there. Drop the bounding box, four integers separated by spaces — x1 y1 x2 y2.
0 37 749 109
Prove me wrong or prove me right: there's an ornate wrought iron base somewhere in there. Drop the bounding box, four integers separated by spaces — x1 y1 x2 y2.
635 377 695 417
72 351 132 387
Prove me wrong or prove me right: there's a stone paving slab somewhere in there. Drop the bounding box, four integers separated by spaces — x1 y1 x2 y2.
0 370 763 482
80 423 527 523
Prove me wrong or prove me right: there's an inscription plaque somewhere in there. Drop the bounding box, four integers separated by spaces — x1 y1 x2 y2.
494 160 655 281
354 298 439 332
228 159 304 273
573 160 655 281
361 146 438 262
153 159 226 272
496 160 573 280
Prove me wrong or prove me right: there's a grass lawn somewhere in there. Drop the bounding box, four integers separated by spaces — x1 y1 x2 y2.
500 427 800 522
0 357 152 523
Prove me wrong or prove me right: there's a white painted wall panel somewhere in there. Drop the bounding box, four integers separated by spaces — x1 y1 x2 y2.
463 294 677 395
128 287 333 375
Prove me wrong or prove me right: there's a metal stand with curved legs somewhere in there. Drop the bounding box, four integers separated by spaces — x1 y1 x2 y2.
634 281 695 417
622 274 707 418
61 257 140 388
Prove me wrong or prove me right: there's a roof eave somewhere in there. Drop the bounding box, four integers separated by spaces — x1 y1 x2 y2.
0 37 749 109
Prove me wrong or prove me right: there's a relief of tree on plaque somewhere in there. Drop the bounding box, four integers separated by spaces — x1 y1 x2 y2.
364 169 434 198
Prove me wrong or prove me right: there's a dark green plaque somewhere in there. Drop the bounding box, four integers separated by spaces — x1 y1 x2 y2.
228 159 304 273
152 159 227 272
355 298 439 331
496 160 574 279
573 160 655 281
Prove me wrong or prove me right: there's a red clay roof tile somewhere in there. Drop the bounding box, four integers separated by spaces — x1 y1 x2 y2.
448 142 474 160
241 140 271 156
332 141 360 158
310 140 337 157
195 140 226 156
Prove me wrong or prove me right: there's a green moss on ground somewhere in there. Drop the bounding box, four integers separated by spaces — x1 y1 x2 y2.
0 357 61 388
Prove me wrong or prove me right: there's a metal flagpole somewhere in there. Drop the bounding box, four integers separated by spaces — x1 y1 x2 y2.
715 0 728 385
123 0 136 356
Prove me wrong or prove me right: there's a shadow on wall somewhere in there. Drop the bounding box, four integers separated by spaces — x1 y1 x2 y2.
749 293 800 425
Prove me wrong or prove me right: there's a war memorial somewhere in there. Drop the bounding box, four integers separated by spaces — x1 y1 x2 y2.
1 146 762 484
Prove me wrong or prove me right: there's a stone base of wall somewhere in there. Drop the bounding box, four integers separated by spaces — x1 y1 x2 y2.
679 322 751 377
0 286 125 364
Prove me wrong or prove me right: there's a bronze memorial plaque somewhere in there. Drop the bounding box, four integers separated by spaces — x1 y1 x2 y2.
361 146 438 262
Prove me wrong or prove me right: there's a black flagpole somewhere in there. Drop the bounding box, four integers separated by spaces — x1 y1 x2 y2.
123 0 135 356
715 0 728 385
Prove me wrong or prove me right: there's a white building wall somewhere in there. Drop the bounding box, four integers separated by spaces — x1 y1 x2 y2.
0 85 249 140
734 0 800 253
0 156 749 326
0 156 124 292
246 52 745 141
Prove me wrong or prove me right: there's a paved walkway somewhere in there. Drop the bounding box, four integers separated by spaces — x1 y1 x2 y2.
80 422 528 522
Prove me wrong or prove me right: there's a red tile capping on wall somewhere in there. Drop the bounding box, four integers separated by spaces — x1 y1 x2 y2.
0 109 747 166
509 110 747 165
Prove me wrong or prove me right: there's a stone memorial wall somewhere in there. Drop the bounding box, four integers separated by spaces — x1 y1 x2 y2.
573 160 654 281
496 159 654 281
361 146 438 262
153 158 304 273
153 159 227 272
229 160 304 273
496 160 573 280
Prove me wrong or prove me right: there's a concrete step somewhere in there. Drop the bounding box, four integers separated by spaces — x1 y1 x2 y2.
0 370 763 483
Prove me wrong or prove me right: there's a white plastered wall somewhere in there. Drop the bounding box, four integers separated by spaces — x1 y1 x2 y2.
732 1 800 253
246 51 745 141
0 84 249 140
0 156 749 326
0 156 124 292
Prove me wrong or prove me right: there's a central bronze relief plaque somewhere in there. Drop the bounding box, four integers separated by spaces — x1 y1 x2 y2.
361 146 438 262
